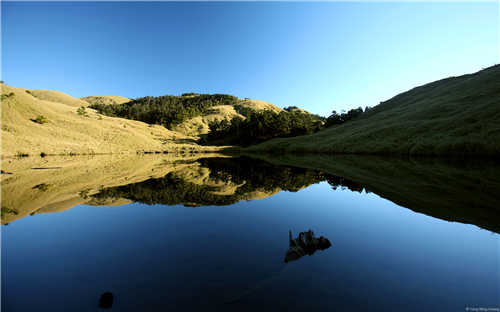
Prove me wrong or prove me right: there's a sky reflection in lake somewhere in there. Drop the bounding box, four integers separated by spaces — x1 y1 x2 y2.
2 156 499 311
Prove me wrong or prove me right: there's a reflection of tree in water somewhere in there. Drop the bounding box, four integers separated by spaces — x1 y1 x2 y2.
284 230 332 263
90 157 370 207
91 157 329 207
199 157 327 193
326 175 366 193
91 173 240 206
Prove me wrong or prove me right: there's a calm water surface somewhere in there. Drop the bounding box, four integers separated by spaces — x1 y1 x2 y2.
2 156 499 311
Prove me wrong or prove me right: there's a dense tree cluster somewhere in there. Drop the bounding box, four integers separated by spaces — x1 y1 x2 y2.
284 106 326 122
325 107 370 127
199 157 327 193
202 110 324 146
89 94 239 129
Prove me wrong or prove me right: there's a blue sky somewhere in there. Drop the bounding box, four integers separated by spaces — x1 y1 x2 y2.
2 2 498 116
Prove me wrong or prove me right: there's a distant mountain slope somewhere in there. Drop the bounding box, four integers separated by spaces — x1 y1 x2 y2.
90 93 285 137
25 89 90 107
173 98 283 136
0 84 224 157
172 104 245 136
239 99 283 114
81 95 131 105
249 65 500 156
284 106 308 114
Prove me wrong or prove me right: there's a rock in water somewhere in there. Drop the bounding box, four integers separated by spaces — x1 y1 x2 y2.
99 292 113 309
284 230 332 263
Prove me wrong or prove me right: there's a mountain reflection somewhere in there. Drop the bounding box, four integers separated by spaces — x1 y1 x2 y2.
90 157 327 207
2 155 500 234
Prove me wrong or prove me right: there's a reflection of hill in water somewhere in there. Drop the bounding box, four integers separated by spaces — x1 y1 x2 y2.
1 155 325 224
91 157 326 207
255 154 500 234
3 154 500 234
1 154 228 224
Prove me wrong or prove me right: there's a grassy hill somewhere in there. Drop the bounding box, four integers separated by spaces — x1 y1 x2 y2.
0 82 295 157
89 93 285 137
0 84 226 157
81 95 131 105
248 65 500 156
173 98 283 136
25 89 90 107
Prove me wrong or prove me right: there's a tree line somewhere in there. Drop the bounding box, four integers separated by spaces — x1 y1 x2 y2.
203 106 372 146
88 91 371 146
90 157 329 207
89 94 239 129
324 106 371 127
90 157 370 207
202 110 324 146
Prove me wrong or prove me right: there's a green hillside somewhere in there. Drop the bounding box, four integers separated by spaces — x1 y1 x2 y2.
248 65 500 156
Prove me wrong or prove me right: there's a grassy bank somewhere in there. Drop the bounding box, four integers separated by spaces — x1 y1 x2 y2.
247 65 500 156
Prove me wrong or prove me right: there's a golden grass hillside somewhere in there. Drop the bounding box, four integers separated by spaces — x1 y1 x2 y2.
1 84 228 157
25 89 90 107
173 105 246 136
173 98 283 137
239 98 283 113
81 95 131 105
248 65 500 156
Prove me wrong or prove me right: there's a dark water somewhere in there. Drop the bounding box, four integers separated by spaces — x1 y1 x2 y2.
2 156 499 311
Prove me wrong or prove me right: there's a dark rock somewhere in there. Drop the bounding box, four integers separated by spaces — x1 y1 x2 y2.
99 292 113 309
284 230 332 263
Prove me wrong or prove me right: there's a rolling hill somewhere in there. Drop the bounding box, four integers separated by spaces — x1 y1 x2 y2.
0 83 292 157
25 89 90 107
172 98 283 136
0 84 226 157
81 95 131 105
89 93 286 137
248 65 500 156
4 64 497 158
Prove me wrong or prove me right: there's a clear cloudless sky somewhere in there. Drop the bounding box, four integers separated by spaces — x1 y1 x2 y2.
2 1 498 116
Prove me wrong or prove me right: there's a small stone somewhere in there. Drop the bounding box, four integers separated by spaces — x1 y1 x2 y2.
99 292 113 309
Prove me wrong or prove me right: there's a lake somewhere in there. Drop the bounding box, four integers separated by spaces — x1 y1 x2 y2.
1 155 499 311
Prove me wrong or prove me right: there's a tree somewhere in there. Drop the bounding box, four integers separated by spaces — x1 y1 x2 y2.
325 107 364 128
